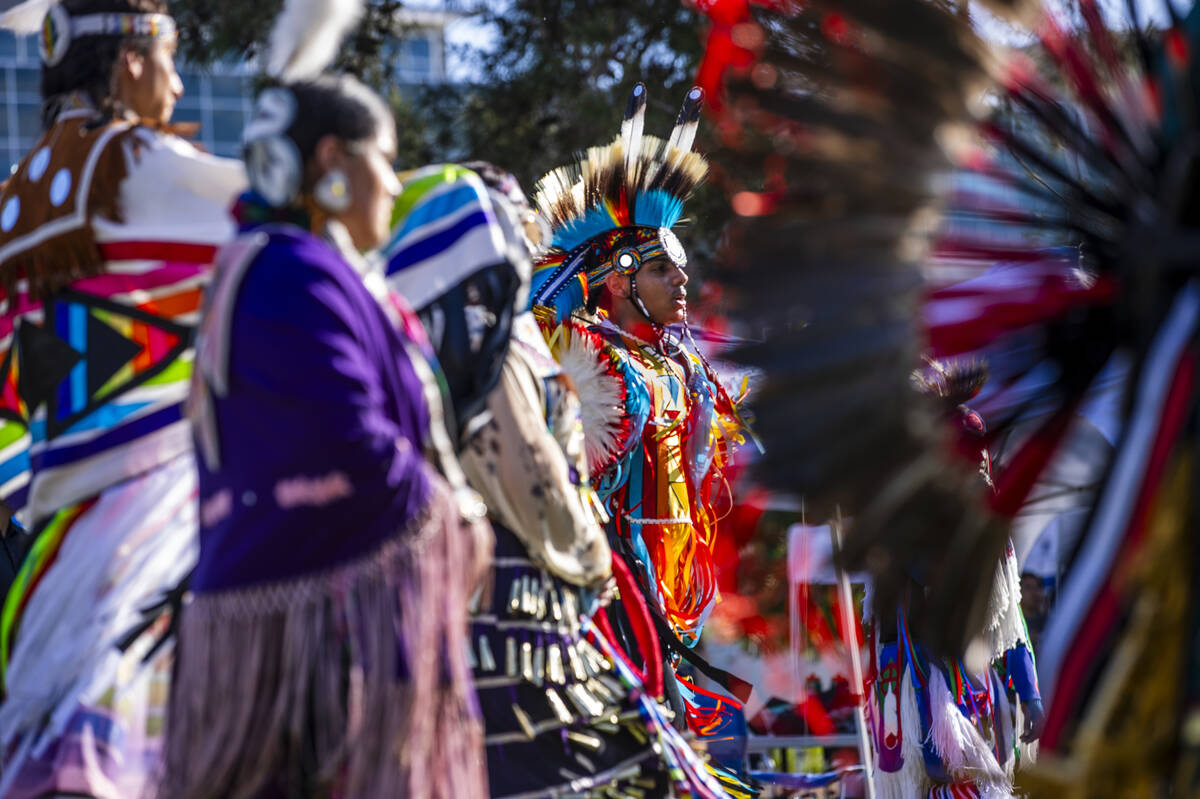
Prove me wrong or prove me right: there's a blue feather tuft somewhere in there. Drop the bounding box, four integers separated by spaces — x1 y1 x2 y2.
552 205 621 252
633 190 685 229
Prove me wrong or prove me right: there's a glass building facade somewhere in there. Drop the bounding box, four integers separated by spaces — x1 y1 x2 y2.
1 16 450 176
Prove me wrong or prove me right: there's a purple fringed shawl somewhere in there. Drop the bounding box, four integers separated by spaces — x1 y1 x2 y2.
164 225 487 799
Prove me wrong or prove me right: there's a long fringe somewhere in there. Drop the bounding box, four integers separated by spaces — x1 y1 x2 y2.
161 482 487 799
984 543 1026 659
927 667 1011 794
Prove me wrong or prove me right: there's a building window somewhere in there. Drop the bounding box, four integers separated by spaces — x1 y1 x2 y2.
14 67 39 98
0 32 17 60
395 34 433 83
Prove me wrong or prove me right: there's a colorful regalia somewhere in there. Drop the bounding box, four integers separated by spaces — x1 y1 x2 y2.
529 85 757 797
162 1 489 792
384 163 729 798
0 6 246 795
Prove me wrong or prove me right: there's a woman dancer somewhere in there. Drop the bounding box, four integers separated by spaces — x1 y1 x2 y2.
163 3 489 797
0 0 245 794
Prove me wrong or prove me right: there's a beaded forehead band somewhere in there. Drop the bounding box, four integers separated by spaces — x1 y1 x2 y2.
586 227 687 288
40 6 177 67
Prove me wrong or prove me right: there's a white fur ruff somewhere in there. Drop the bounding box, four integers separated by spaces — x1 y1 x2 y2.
266 0 365 81
554 328 625 475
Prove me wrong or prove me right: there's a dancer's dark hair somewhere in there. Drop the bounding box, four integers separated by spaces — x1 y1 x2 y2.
282 75 394 195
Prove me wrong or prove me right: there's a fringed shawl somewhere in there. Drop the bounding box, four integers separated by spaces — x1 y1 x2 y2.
163 481 487 799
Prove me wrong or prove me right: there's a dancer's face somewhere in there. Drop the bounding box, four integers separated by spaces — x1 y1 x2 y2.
630 255 689 325
319 128 402 251
116 38 183 125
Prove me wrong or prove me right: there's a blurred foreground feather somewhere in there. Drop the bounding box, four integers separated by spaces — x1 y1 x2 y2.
700 1 1200 784
702 0 1005 656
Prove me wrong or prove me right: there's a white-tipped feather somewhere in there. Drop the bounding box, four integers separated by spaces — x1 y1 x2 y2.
667 86 704 154
621 83 647 179
266 0 364 81
0 0 56 34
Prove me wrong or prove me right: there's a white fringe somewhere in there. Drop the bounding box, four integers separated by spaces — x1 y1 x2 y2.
0 454 197 769
927 668 1011 794
985 545 1027 660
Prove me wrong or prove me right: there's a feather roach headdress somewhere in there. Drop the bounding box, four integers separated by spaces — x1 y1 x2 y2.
530 83 708 321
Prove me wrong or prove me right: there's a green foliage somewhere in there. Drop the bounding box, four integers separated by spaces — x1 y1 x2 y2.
401 0 728 264
170 0 730 264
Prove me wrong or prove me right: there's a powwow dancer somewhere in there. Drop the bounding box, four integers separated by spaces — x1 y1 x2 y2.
385 161 729 798
163 2 490 798
868 362 1043 799
0 0 245 795
529 83 758 797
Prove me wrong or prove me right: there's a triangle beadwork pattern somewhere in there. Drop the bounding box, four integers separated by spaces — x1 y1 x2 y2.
0 290 192 441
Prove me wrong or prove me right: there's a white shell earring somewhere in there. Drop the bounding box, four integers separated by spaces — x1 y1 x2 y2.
313 169 351 214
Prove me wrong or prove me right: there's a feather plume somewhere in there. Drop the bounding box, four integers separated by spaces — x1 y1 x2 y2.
265 0 364 82
621 83 647 180
0 0 55 34
534 135 707 254
702 0 1200 780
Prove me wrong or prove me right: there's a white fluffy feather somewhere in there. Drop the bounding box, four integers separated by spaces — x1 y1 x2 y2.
0 0 56 34
266 0 364 81
553 327 625 475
